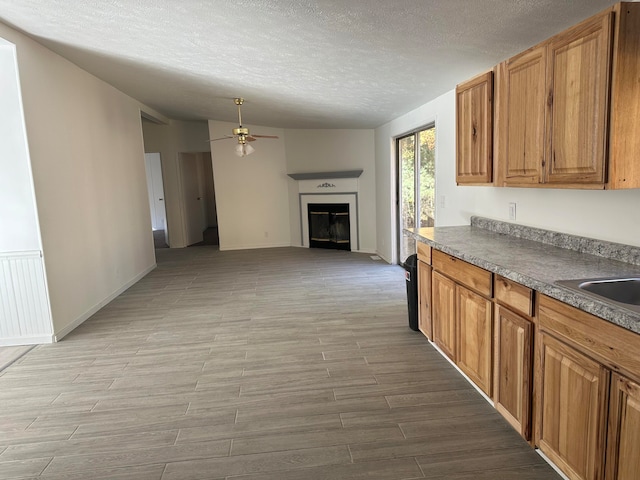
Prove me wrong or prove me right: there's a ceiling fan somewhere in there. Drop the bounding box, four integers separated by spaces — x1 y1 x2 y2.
208 98 279 157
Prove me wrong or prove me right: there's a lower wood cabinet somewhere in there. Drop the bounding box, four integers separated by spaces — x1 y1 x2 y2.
537 294 640 480
430 251 493 396
418 259 432 340
416 245 640 480
431 270 456 360
537 332 609 480
493 304 533 440
606 374 640 480
457 286 493 394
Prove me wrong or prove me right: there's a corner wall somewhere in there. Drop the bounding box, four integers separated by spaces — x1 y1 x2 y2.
284 129 376 253
208 120 291 251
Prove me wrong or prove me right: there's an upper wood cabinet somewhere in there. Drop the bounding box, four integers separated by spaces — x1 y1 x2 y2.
546 11 613 185
494 46 547 186
456 70 493 184
608 2 640 189
492 2 640 189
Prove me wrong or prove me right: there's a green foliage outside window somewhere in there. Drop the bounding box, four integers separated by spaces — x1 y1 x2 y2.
400 127 435 229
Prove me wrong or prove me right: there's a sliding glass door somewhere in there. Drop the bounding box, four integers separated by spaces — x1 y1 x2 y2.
398 126 435 263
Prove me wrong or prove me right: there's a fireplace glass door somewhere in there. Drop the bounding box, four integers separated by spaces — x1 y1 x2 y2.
307 203 350 251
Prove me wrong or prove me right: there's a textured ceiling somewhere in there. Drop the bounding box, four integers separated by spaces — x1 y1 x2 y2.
0 0 620 128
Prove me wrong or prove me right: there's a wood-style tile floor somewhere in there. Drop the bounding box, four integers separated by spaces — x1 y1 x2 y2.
0 247 561 479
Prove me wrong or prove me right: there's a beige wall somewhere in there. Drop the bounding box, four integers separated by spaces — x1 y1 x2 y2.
1 21 156 336
142 119 211 248
284 129 376 252
375 88 640 264
208 120 291 250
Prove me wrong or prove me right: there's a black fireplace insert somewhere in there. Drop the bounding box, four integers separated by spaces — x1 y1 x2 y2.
307 203 350 251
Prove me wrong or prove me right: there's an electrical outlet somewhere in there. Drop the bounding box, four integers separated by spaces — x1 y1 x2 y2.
264 231 269 238
439 195 446 208
509 202 517 221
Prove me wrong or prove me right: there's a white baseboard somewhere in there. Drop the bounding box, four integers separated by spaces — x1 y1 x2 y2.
218 242 292 251
352 249 377 255
0 335 53 347
375 251 393 264
429 340 495 406
53 263 157 342
536 449 571 480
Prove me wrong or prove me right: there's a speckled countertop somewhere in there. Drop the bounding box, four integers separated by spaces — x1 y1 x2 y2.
406 217 640 335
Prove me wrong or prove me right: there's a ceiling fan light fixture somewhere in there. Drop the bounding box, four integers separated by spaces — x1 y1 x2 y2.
235 142 255 157
206 98 279 152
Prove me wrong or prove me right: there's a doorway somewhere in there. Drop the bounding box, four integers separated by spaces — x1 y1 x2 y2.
178 152 218 247
397 125 436 263
144 153 168 248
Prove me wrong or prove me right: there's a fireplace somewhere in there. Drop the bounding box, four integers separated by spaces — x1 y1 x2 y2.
307 203 350 250
288 170 362 251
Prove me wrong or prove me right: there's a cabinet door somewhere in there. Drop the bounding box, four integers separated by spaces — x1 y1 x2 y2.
538 333 609 480
456 286 493 395
431 271 456 360
418 260 432 340
546 12 613 185
606 374 640 480
456 70 493 184
495 46 546 186
494 305 533 440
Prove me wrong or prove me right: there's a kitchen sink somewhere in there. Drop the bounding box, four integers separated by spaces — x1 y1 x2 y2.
556 277 640 314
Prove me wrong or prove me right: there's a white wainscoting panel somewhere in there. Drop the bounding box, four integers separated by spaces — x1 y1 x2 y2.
0 251 53 345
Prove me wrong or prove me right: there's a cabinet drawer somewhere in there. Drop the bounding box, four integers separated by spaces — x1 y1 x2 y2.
417 242 431 264
432 250 492 298
494 275 534 317
538 295 640 383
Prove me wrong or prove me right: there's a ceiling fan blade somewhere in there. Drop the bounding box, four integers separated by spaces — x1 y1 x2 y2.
246 136 257 142
251 134 279 139
207 135 235 142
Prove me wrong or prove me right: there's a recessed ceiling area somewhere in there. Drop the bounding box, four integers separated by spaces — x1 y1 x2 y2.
0 0 619 128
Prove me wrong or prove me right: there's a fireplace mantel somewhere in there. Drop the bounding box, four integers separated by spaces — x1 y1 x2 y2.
293 171 361 251
287 170 363 181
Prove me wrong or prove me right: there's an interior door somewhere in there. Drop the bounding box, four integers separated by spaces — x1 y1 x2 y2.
144 152 168 244
148 154 167 228
178 153 205 246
